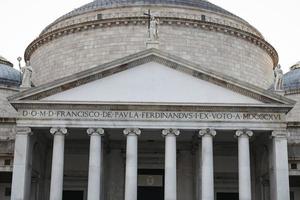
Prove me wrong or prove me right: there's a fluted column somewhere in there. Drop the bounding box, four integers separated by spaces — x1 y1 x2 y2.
49 127 68 200
123 128 141 200
199 129 216 200
162 129 180 200
236 130 253 200
87 128 104 200
11 127 33 200
270 131 290 200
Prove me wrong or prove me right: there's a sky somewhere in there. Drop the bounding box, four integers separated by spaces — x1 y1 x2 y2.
0 0 299 72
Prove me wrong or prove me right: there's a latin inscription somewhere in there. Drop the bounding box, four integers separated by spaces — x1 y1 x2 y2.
19 110 283 122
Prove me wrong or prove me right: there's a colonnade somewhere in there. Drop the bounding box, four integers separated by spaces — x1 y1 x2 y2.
10 127 290 200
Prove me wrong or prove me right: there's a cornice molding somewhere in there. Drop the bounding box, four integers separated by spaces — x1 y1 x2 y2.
287 122 300 128
0 59 13 67
16 127 33 135
284 89 300 96
24 17 278 66
271 130 288 138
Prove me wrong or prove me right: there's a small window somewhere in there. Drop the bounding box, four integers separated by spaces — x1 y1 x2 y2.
97 14 102 20
4 159 11 166
5 188 11 196
291 163 297 170
201 15 206 21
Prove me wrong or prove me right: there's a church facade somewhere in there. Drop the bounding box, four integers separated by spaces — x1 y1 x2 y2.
1 1 300 200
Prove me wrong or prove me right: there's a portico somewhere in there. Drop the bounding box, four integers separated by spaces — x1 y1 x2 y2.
8 50 294 200
10 125 290 200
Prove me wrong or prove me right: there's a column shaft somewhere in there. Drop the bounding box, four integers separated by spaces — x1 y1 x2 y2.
270 131 290 200
165 134 177 200
124 129 140 200
236 130 252 200
11 128 32 200
49 128 67 200
200 130 215 200
87 128 104 200
163 129 180 200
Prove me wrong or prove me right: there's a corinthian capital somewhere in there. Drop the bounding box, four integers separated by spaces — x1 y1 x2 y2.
50 127 68 136
199 128 216 137
123 128 141 136
162 129 180 137
235 129 253 137
87 128 104 136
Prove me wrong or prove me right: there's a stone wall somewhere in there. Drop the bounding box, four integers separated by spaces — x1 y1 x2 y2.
30 23 274 88
0 87 18 118
0 87 17 99
286 94 300 121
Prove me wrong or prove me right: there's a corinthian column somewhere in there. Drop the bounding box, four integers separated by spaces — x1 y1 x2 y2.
235 130 253 200
199 129 216 200
123 128 141 200
49 127 68 200
87 128 105 200
162 129 180 200
11 127 33 200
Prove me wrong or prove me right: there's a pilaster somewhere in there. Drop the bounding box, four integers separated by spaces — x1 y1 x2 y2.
270 130 290 200
11 127 33 200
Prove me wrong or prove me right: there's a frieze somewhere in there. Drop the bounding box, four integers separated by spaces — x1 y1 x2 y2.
19 109 284 122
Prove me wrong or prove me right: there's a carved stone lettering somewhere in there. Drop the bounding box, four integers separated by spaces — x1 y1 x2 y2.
18 109 284 122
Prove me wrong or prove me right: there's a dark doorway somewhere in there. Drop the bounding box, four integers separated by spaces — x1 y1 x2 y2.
138 169 164 200
216 192 238 200
63 190 84 200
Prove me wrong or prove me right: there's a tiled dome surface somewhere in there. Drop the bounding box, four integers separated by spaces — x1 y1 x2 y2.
52 0 239 25
283 63 300 92
0 56 21 87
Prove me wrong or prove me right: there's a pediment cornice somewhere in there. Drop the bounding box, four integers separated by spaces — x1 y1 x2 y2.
9 49 295 107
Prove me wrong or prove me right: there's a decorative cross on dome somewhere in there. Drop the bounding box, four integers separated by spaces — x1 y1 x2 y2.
144 9 152 30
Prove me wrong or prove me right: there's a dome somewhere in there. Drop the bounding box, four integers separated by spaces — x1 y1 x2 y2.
283 62 300 93
25 0 277 89
41 0 261 36
50 0 238 25
0 56 21 87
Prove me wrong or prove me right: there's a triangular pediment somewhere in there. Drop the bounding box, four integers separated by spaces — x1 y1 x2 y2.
42 62 261 104
9 49 295 107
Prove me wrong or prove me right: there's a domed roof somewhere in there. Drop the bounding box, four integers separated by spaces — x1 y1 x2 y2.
0 56 21 87
283 62 300 93
53 0 239 24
